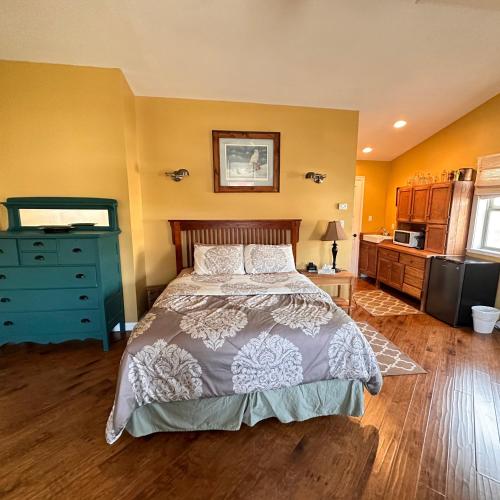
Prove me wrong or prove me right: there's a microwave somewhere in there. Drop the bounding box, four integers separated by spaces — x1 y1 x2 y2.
393 230 423 248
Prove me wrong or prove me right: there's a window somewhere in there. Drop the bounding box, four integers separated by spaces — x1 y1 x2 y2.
469 195 500 255
468 153 500 256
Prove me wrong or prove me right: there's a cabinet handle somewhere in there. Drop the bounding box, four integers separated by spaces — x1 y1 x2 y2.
75 273 85 279
79 295 89 301
0 297 11 303
33 241 44 247
72 248 82 253
3 321 13 327
34 255 45 261
81 318 91 324
0 274 6 280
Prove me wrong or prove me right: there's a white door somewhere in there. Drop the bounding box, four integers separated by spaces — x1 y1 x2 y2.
350 176 365 274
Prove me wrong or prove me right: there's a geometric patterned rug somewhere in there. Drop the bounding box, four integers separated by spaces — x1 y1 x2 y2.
356 322 426 376
353 289 421 316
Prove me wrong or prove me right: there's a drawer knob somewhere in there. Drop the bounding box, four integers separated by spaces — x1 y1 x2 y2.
0 297 11 303
0 274 6 280
35 255 45 261
75 273 85 279
72 248 82 253
33 241 44 247
79 295 89 301
3 321 13 327
81 318 91 324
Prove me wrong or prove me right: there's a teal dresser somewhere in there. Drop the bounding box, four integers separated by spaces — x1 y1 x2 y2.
0 197 125 351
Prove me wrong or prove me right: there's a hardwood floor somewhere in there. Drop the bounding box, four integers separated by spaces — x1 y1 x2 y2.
1 279 499 499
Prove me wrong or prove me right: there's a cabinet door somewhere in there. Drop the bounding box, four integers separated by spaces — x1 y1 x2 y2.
377 257 392 284
367 245 378 277
390 262 404 288
397 187 413 222
411 185 430 222
426 183 452 224
359 242 368 275
425 224 448 253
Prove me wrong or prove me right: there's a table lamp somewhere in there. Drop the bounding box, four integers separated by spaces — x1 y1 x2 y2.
321 221 347 272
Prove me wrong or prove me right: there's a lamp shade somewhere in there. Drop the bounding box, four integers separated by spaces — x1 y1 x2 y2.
321 221 347 241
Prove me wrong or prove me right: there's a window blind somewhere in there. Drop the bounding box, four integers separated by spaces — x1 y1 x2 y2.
476 153 500 194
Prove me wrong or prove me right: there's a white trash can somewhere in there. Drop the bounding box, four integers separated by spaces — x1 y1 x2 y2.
471 306 500 334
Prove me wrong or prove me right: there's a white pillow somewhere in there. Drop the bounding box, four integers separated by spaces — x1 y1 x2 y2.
193 244 245 275
244 244 296 274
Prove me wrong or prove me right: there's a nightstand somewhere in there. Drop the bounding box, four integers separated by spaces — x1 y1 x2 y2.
299 270 355 315
146 284 167 310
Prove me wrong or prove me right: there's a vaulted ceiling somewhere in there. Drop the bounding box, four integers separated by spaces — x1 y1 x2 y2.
1 0 499 160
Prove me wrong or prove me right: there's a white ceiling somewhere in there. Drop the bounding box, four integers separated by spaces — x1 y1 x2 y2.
1 0 499 160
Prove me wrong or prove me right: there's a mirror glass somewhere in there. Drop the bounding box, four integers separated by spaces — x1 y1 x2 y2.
19 208 110 227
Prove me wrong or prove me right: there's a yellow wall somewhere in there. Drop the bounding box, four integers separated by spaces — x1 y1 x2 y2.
355 160 391 233
385 93 500 229
136 97 359 285
0 60 142 321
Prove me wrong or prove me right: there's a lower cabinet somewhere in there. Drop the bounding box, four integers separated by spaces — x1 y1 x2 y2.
377 257 404 289
376 247 427 302
358 241 378 278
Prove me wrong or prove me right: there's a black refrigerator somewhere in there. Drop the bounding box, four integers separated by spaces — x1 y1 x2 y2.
425 256 500 327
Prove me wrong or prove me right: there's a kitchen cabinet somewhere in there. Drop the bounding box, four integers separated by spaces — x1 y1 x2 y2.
394 181 474 255
359 240 378 278
425 224 448 253
410 185 430 223
426 183 452 224
376 243 431 309
396 187 412 222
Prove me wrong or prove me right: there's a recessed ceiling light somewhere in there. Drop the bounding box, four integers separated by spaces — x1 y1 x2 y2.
362 147 373 154
393 120 407 129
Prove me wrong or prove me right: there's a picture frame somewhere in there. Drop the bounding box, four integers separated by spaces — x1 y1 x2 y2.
212 130 280 193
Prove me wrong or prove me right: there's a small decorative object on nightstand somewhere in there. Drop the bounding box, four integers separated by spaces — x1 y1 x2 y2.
321 220 347 272
299 269 355 315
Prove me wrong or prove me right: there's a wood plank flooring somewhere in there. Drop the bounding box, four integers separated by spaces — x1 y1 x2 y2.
1 278 500 499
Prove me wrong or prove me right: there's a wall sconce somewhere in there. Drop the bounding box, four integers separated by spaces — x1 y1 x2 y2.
165 169 190 182
305 172 326 184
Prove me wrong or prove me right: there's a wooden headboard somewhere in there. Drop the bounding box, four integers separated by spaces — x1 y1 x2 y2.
169 219 301 274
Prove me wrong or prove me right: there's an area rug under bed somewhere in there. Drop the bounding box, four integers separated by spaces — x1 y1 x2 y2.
356 321 425 376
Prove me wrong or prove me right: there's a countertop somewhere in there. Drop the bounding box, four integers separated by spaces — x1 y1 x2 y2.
378 241 437 259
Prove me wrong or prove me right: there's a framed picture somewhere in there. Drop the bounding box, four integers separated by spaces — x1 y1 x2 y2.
212 130 280 192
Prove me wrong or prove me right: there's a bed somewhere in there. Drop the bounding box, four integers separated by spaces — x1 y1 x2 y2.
106 219 382 444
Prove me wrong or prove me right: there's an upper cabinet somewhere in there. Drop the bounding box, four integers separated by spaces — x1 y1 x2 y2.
411 185 430 223
395 180 474 256
396 187 412 222
426 183 453 224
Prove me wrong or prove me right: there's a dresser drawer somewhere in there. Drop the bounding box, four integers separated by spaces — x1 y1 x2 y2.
19 239 57 252
0 309 102 336
0 266 98 289
399 253 426 270
0 288 100 312
0 240 19 266
379 248 399 262
402 283 422 299
58 239 97 265
20 252 58 266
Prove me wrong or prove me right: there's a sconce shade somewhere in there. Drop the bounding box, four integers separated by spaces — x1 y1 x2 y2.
321 221 347 241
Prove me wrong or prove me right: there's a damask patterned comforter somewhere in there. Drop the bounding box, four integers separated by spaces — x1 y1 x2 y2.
106 271 382 443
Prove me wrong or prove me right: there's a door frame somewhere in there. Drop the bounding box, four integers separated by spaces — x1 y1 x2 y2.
350 175 365 274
